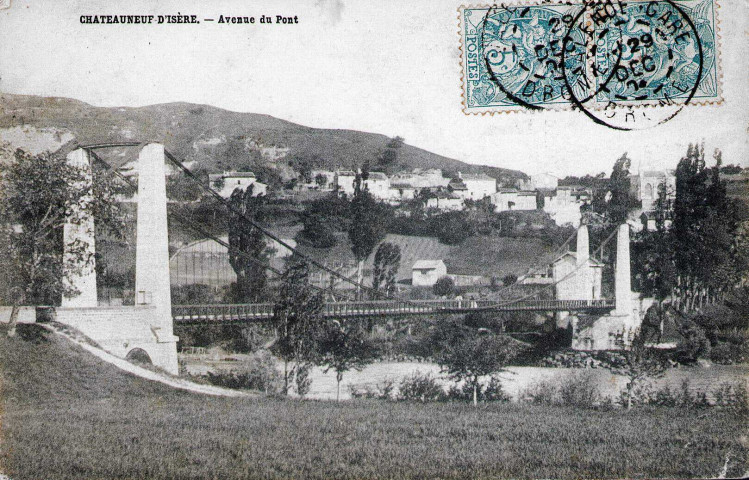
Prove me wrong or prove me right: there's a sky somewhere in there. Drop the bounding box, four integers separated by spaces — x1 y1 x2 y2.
0 0 747 176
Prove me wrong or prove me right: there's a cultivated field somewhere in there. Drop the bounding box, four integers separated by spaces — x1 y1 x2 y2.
2 324 747 479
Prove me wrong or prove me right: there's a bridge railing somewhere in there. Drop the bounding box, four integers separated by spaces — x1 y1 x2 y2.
172 303 275 322
172 298 615 323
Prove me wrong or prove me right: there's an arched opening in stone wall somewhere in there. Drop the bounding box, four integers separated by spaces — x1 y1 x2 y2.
126 347 153 366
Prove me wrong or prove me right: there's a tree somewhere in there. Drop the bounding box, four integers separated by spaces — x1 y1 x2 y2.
607 154 635 224
348 172 389 298
316 319 378 401
372 242 401 297
228 184 270 302
502 274 518 286
432 318 525 406
299 193 350 248
272 260 324 395
212 176 225 191
0 146 123 336
378 136 404 166
632 182 677 304
608 331 667 409
671 145 748 309
314 173 327 188
433 276 456 297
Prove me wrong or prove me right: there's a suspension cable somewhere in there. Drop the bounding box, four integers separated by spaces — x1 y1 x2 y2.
87 149 356 301
162 149 426 304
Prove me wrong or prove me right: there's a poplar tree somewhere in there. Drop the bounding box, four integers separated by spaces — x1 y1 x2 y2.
372 242 401 297
272 260 324 395
348 169 389 299
228 184 270 302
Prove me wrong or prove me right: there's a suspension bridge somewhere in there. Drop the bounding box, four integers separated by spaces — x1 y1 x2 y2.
53 141 640 373
172 299 617 324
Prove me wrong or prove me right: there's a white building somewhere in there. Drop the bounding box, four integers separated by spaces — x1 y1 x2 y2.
335 170 357 196
491 189 537 212
389 182 419 202
363 171 391 199
458 172 497 200
526 172 559 191
412 260 448 287
552 252 603 301
631 170 676 212
542 186 590 227
308 170 336 190
426 194 464 211
390 169 451 189
208 171 268 199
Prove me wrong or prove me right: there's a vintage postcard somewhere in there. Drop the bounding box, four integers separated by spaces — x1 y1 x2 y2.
0 0 747 479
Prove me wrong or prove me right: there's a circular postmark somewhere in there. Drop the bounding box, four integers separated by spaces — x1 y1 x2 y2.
560 0 705 130
478 3 591 110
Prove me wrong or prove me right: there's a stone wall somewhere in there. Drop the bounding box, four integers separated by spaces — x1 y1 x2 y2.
54 306 178 374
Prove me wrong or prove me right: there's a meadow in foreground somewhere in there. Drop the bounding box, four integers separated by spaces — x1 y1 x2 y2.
1 324 747 480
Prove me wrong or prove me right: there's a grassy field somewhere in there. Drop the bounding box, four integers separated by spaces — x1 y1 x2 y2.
296 233 552 282
2 324 748 479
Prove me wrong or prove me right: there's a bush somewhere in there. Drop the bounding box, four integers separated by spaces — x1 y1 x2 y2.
619 380 712 409
522 380 559 405
398 372 446 402
430 211 474 245
446 376 510 403
709 341 749 365
433 276 456 297
558 371 601 407
676 323 711 363
713 382 749 413
349 379 396 400
295 363 313 398
521 373 601 408
204 350 282 394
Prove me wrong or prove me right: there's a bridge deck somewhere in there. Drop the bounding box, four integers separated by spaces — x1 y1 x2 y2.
172 299 615 324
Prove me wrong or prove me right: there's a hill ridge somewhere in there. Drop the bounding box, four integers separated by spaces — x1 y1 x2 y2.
0 92 527 185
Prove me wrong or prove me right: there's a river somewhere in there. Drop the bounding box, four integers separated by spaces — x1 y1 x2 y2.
183 356 748 402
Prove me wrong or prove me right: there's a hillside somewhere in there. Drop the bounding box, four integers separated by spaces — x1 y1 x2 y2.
0 93 526 185
295 232 554 282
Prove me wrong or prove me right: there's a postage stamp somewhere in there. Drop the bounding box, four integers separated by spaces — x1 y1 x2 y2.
460 0 721 116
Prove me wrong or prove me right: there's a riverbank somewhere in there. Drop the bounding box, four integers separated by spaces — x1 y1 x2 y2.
181 355 749 401
2 323 748 479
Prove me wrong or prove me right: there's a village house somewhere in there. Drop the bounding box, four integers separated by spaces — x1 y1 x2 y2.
208 171 268 199
308 170 336 190
630 170 676 212
335 170 357 196
363 171 391 199
628 169 676 231
426 192 464 211
389 181 419 202
412 260 447 287
524 172 559 191
390 169 451 189
387 169 451 203
455 172 497 200
552 251 603 301
542 186 590 227
490 189 537 212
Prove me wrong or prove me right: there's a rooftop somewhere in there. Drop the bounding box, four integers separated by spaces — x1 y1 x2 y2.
211 171 255 178
412 260 446 270
367 172 388 181
552 251 604 266
461 173 495 181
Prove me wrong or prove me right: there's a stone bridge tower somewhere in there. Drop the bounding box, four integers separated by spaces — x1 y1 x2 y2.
57 143 179 375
